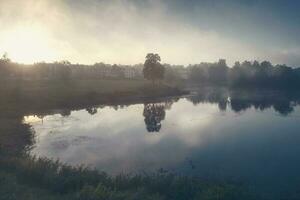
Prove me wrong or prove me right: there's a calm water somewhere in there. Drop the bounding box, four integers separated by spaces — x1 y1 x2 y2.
24 88 300 194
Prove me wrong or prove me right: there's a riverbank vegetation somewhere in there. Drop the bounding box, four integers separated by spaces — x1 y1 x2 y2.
188 59 300 89
0 118 251 200
2 53 300 92
0 155 254 200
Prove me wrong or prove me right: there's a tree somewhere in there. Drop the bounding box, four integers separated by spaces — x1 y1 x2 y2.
0 52 11 78
252 60 260 69
208 59 228 84
1 52 10 62
233 61 241 69
55 60 71 81
111 64 124 78
143 53 165 84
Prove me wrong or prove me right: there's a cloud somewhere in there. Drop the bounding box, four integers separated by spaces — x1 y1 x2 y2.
0 0 299 66
270 48 300 67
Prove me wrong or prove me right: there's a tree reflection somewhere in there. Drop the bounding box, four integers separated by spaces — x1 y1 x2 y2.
187 87 300 116
143 103 166 132
86 107 98 115
0 115 35 156
60 109 71 117
273 101 294 116
218 99 228 111
188 87 229 111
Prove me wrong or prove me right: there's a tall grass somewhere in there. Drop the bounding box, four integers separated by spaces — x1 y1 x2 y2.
0 155 255 200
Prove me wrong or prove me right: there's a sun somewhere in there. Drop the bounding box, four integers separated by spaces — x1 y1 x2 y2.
0 26 57 64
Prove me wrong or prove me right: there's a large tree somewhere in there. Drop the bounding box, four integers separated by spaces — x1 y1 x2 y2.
0 53 11 78
143 53 165 84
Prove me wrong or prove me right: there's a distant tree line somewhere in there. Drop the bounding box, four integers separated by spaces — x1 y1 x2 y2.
0 55 144 81
188 59 300 89
1 52 300 89
0 53 168 83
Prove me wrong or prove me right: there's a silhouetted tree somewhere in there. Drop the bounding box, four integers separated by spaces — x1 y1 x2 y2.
111 64 124 78
0 53 11 78
208 59 228 84
252 60 260 69
143 53 165 85
164 64 183 83
55 61 71 81
1 52 10 62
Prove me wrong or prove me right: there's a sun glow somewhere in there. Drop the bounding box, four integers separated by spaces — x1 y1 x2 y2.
0 26 57 64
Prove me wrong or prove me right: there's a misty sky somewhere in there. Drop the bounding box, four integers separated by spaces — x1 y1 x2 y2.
0 0 299 66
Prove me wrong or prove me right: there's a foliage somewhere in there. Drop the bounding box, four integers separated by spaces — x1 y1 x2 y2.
188 59 300 89
188 59 228 85
0 155 254 200
186 86 300 116
143 103 166 132
143 53 165 84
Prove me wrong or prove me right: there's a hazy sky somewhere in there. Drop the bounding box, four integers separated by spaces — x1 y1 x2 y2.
0 0 299 66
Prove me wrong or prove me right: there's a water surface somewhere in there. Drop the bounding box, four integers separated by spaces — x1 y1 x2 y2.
25 88 300 195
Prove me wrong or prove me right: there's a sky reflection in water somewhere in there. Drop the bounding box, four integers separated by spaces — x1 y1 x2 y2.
25 90 300 193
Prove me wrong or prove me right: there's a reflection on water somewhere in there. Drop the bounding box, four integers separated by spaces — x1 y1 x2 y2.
143 103 166 132
23 88 300 196
0 115 35 155
86 107 98 115
187 87 299 115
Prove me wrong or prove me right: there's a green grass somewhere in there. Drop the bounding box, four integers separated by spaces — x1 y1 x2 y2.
0 79 187 116
0 119 251 200
0 155 254 200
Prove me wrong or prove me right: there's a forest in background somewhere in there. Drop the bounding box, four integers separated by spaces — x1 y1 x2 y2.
1 53 300 90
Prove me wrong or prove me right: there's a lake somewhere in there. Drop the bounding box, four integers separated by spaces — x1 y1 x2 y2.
24 88 300 196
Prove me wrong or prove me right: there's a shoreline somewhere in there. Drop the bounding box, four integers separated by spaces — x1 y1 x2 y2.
0 79 189 117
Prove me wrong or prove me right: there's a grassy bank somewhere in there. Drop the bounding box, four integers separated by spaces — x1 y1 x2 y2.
0 79 187 116
0 116 258 200
0 155 254 200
